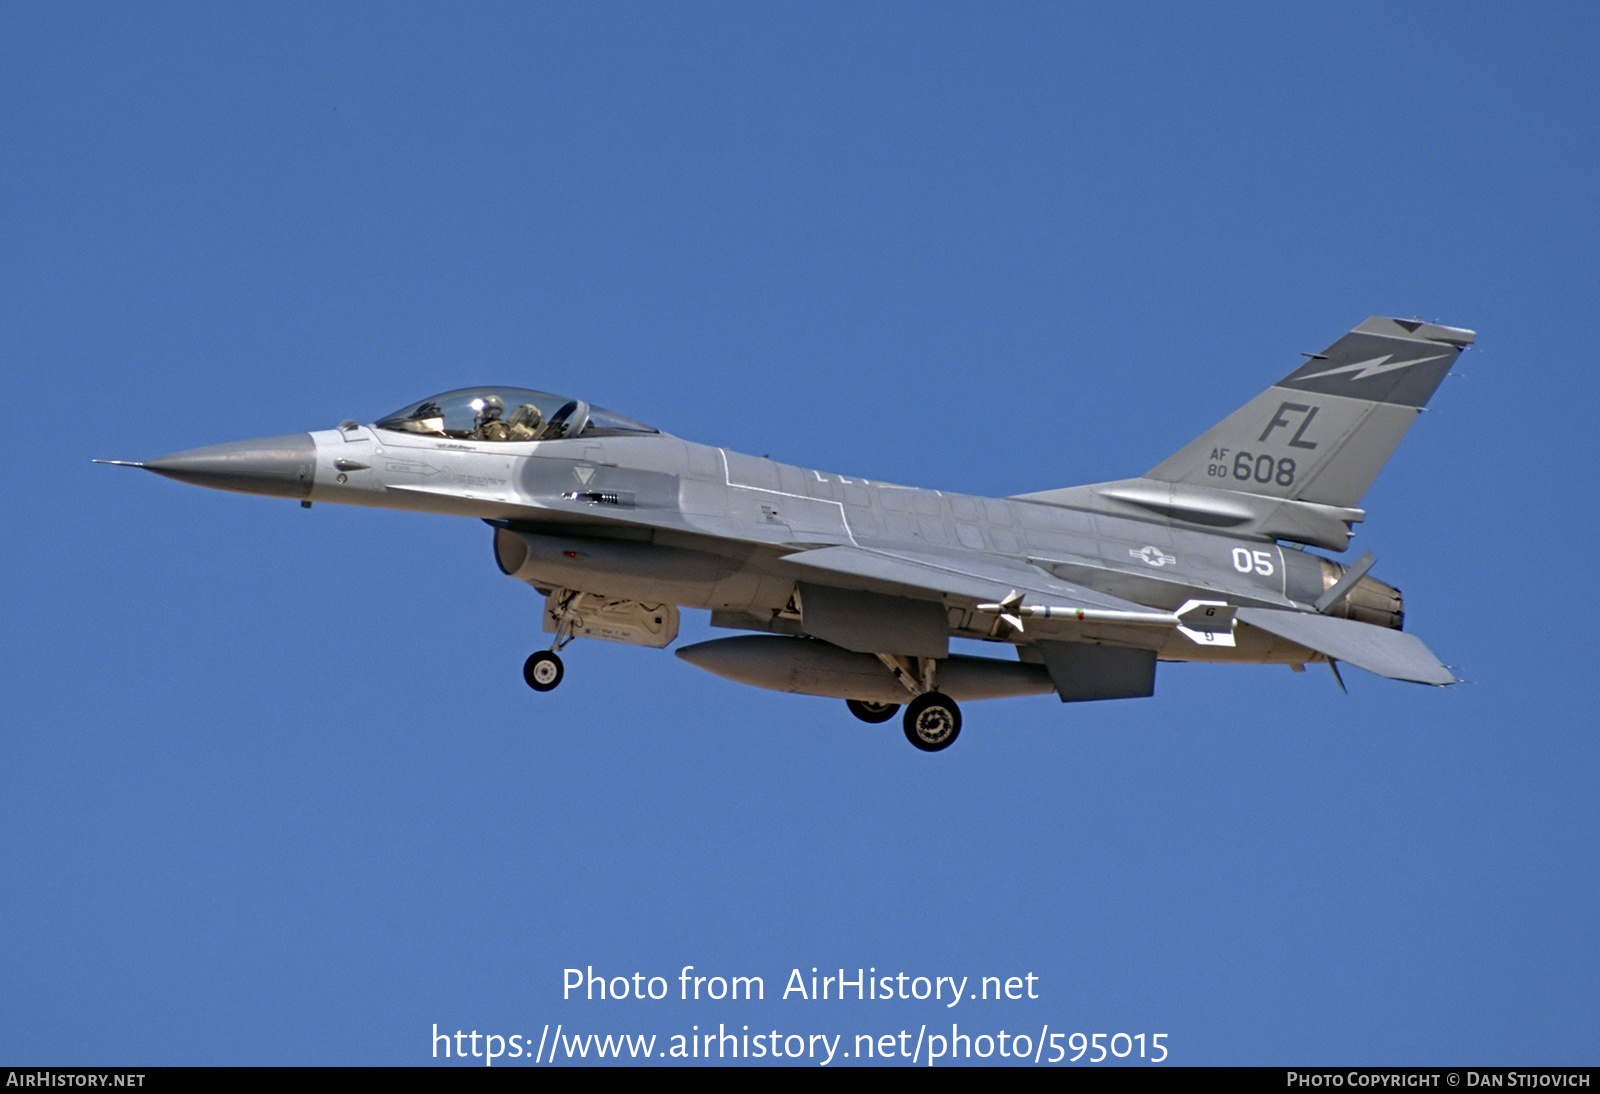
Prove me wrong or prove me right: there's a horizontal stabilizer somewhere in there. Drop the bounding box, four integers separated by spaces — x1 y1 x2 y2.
1235 608 1456 685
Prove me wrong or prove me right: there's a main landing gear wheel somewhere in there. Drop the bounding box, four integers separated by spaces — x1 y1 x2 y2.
846 699 900 724
903 692 961 752
523 650 564 692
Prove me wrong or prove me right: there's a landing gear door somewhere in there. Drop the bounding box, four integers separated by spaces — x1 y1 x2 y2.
542 589 680 648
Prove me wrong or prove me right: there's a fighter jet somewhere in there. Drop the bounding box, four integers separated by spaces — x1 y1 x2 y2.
101 316 1470 751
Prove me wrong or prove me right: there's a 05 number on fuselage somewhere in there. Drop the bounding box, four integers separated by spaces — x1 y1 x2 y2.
1231 547 1274 577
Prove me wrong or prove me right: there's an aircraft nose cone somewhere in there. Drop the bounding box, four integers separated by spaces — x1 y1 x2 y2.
141 433 317 499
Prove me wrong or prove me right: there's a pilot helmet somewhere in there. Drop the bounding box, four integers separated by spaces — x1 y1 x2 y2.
479 394 505 420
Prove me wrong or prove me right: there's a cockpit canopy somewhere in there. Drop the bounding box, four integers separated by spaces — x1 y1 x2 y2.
373 387 657 443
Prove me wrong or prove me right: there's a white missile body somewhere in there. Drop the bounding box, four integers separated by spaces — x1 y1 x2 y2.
974 592 1238 647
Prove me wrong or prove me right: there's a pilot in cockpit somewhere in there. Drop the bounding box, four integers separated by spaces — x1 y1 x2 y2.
470 395 510 441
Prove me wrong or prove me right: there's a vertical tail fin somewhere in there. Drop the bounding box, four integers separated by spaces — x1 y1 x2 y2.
1009 317 1474 551
1146 316 1474 509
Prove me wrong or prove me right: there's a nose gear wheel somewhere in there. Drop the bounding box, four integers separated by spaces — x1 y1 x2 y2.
523 650 564 691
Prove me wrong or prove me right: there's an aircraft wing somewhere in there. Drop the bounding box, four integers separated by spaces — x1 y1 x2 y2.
1235 607 1456 685
779 544 1151 613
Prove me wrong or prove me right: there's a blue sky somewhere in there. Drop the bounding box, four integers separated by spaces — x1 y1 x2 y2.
5 2 1596 1066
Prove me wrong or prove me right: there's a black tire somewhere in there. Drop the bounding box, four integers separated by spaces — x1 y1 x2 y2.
523 650 564 692
846 699 900 724
902 692 961 751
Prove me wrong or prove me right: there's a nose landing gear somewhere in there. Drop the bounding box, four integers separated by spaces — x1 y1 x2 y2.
523 650 564 692
523 590 581 693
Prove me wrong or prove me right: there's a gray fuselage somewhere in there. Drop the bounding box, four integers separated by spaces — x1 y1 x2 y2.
307 421 1370 667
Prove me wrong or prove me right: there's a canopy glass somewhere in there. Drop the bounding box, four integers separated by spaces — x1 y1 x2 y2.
374 387 657 443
